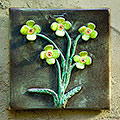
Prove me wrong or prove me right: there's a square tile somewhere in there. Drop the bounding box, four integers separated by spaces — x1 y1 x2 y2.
9 8 110 110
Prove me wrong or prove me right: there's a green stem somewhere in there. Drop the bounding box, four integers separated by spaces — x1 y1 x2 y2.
69 34 83 67
64 63 76 91
56 59 62 107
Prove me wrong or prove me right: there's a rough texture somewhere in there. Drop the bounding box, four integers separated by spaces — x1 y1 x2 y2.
0 0 120 119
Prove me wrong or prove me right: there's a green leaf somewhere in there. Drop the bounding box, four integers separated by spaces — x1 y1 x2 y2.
82 34 90 41
78 26 86 33
51 22 58 31
85 56 92 65
44 45 54 51
26 20 35 27
20 25 29 35
87 22 96 30
55 30 65 37
46 58 55 65
76 62 85 69
33 24 41 33
40 51 46 59
79 51 88 57
62 21 72 30
26 34 36 41
52 50 60 59
73 55 80 62
90 30 98 38
62 85 82 108
27 88 59 107
56 17 65 23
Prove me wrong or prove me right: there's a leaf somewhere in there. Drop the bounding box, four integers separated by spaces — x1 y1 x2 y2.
62 85 82 108
27 88 59 107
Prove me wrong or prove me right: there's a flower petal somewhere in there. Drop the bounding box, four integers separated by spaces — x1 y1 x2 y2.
73 55 80 62
26 20 35 27
33 24 41 33
76 62 85 69
90 30 98 39
85 56 92 65
62 21 72 30
79 51 88 57
52 50 60 59
51 22 58 31
78 26 86 33
26 34 36 41
87 23 96 30
56 17 65 23
40 51 46 59
46 58 55 65
82 34 90 41
55 30 65 37
20 25 29 35
44 45 54 51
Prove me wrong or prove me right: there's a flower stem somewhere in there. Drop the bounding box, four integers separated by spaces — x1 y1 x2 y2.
64 63 76 91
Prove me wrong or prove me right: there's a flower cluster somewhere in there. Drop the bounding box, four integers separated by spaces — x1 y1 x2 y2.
73 51 92 69
40 45 60 65
78 22 98 41
20 20 41 41
51 17 72 37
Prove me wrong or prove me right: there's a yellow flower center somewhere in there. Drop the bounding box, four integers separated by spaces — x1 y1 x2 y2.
46 50 53 58
80 57 86 63
85 28 92 35
58 24 64 30
28 28 34 34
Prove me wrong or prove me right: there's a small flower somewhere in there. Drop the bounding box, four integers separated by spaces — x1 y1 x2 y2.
78 22 98 41
20 20 41 41
73 51 92 69
40 45 60 65
51 17 72 37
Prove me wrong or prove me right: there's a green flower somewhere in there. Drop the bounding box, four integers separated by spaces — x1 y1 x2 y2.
73 51 92 69
20 20 41 41
78 22 98 41
40 45 60 65
51 17 72 37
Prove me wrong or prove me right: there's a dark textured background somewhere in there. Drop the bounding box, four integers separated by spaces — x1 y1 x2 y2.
0 0 120 119
10 8 109 110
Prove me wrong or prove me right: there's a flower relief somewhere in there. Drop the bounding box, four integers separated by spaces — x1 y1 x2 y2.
78 22 98 41
40 45 60 65
73 51 92 69
20 20 41 41
51 17 72 37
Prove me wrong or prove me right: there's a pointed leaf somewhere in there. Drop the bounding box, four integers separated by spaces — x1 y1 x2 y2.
27 88 59 107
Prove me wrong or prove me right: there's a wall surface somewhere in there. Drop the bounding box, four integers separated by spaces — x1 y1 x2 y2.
0 0 120 120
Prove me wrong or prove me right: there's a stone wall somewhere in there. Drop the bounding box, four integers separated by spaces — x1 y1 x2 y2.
0 0 120 119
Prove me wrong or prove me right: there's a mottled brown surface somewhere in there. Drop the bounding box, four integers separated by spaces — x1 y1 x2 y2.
9 8 110 110
0 0 120 119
